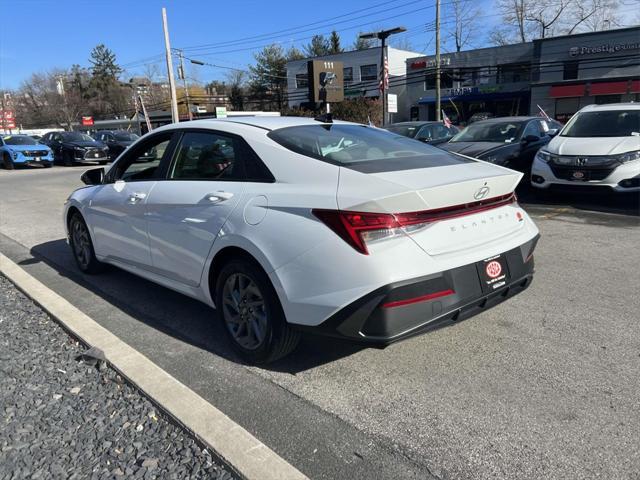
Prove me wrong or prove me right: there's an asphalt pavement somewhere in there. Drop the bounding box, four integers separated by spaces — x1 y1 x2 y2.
1 165 639 480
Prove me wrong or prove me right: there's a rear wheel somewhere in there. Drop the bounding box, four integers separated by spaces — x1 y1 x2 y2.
215 258 300 364
69 212 105 274
2 153 14 170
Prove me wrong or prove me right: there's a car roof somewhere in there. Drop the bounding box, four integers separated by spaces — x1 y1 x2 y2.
580 103 640 112
386 121 440 127
157 116 354 132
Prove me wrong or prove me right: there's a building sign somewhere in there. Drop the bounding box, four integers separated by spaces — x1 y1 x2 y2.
1 110 16 130
81 116 94 126
387 94 398 113
410 57 451 69
307 60 344 103
447 85 503 96
569 41 640 57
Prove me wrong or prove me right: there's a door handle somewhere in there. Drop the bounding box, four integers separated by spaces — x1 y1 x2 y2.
206 191 234 204
128 192 147 203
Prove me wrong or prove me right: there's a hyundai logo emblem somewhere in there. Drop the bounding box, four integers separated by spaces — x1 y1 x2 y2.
576 157 588 166
474 186 490 200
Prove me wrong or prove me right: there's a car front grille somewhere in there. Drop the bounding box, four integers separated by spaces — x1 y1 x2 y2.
83 148 107 160
23 150 49 157
549 164 616 181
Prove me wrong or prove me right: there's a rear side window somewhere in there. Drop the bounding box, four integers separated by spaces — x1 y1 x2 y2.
170 132 240 180
268 124 472 172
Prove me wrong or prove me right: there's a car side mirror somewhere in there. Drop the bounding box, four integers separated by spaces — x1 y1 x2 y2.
81 167 104 186
522 134 540 144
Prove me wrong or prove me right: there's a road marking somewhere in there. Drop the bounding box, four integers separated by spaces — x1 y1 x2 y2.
0 252 308 480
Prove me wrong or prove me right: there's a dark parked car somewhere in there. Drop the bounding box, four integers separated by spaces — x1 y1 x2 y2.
439 116 563 174
383 121 459 145
40 131 109 166
93 130 139 160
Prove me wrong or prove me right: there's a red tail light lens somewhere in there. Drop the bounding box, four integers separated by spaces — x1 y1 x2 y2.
313 193 516 255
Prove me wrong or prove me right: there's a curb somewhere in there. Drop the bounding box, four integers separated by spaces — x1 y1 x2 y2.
0 252 308 480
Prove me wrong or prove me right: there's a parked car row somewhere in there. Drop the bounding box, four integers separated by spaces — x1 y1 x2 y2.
0 129 139 169
385 103 640 194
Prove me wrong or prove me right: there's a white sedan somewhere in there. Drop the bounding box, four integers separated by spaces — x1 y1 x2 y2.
64 117 540 363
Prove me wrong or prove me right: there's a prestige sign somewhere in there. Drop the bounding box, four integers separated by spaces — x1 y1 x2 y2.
569 41 640 57
307 60 344 103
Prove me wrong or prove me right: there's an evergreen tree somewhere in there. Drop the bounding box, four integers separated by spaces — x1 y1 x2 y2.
304 35 331 57
248 44 288 110
329 31 343 54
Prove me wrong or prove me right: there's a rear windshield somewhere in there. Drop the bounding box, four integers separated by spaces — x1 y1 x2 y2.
268 124 471 171
384 125 420 138
560 110 640 137
115 132 139 141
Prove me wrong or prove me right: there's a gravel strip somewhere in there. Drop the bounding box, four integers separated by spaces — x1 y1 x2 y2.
0 274 238 480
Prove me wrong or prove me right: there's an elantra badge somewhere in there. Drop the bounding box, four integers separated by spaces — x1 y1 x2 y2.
474 186 490 200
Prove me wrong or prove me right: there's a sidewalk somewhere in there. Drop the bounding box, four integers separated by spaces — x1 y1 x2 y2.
0 274 237 480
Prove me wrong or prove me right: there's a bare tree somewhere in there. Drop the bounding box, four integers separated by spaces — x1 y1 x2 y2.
524 0 572 38
571 0 622 33
446 0 482 52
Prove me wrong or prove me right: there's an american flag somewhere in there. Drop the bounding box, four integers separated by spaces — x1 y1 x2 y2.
379 56 389 93
442 110 452 128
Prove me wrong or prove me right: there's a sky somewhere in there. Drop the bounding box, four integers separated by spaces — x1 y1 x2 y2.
0 0 495 89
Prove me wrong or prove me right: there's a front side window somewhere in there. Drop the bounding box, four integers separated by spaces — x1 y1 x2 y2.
112 133 172 182
451 121 525 143
561 110 640 137
170 132 240 180
268 124 471 171
360 64 377 81
522 121 543 138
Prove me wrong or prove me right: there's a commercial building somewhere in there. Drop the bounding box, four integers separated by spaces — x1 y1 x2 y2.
531 26 640 122
405 26 639 123
286 46 421 122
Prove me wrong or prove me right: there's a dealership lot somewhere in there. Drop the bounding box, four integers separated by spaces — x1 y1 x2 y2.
1 166 639 479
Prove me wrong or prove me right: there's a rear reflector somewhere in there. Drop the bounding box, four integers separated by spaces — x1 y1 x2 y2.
313 192 516 254
382 289 455 308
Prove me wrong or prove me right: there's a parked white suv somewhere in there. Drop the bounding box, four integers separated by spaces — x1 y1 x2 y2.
531 103 640 192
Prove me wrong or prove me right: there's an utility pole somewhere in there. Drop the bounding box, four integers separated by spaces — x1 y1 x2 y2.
435 0 441 121
176 49 193 121
162 7 179 123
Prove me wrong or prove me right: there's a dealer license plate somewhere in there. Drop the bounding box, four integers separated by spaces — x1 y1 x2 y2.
477 254 510 293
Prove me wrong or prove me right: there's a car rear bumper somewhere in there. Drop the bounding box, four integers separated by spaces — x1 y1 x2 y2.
294 235 538 345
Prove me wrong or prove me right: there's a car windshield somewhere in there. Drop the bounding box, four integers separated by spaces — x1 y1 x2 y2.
450 121 525 143
2 135 38 145
268 124 470 168
384 125 420 138
62 132 95 142
560 110 640 137
114 132 139 141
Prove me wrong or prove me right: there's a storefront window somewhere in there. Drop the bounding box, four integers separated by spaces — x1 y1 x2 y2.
555 97 581 122
360 64 378 81
497 63 530 83
595 94 622 104
295 74 308 89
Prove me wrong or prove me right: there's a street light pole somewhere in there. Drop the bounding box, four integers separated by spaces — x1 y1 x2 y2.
176 49 193 121
359 26 406 127
162 7 179 123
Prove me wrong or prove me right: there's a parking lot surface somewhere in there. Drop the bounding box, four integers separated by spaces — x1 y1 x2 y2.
1 166 639 479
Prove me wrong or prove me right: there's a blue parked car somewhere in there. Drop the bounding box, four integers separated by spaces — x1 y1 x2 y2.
1 134 54 169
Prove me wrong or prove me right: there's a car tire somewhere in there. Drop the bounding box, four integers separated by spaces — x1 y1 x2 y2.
215 258 300 364
63 150 74 166
68 212 106 274
44 162 53 168
2 153 15 170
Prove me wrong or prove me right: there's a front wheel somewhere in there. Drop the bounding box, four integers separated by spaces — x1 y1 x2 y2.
69 212 105 274
215 259 300 364
2 153 15 170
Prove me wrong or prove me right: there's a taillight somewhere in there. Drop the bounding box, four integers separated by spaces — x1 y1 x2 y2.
312 192 516 255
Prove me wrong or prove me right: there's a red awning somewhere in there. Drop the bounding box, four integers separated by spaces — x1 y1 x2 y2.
590 81 628 95
549 84 586 98
631 80 640 93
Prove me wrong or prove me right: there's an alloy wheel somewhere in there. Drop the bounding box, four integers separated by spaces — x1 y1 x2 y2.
221 273 268 350
71 218 91 270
